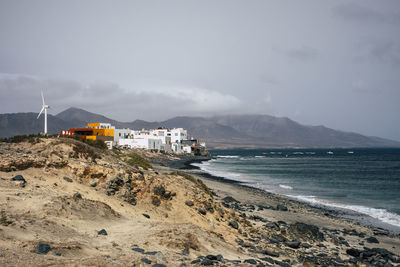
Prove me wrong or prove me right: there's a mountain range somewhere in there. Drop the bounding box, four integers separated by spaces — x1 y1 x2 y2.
1 107 399 148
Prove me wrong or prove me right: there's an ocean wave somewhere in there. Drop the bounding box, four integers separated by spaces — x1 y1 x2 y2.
255 156 265 158
216 155 239 158
288 195 400 227
279 184 293 190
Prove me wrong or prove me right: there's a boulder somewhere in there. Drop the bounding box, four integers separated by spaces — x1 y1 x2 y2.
63 177 73 183
288 222 324 242
366 236 379 244
11 175 26 182
36 243 51 254
73 192 82 200
229 220 239 229
276 204 288 211
285 240 301 249
88 179 97 187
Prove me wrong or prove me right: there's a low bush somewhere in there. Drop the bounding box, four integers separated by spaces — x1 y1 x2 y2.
125 153 152 170
171 171 212 197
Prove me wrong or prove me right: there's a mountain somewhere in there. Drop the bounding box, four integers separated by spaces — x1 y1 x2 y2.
1 107 398 148
0 112 78 138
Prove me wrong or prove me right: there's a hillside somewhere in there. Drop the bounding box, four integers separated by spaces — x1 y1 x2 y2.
0 107 398 148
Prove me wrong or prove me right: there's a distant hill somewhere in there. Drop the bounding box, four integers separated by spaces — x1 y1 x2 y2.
1 107 399 148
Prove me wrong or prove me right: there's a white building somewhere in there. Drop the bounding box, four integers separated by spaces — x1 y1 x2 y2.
116 127 194 153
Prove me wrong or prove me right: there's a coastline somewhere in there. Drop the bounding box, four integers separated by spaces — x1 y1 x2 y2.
184 157 400 234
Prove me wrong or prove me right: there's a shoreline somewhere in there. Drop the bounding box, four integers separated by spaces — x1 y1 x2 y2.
166 156 400 235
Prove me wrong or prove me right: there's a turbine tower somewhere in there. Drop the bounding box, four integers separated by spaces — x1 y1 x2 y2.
37 91 50 134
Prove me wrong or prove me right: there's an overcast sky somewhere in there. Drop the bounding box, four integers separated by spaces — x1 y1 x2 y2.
0 0 399 140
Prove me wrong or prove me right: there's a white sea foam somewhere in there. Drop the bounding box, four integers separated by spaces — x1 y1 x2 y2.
279 184 293 190
288 195 400 227
216 155 239 158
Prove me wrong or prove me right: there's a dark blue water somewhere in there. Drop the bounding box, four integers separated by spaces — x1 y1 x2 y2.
192 148 400 228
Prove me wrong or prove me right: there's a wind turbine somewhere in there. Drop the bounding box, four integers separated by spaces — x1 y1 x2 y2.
37 91 50 134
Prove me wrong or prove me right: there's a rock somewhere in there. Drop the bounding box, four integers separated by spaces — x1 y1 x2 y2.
19 182 26 188
222 196 238 203
154 251 164 262
73 192 82 200
141 258 152 264
288 222 324 242
154 185 166 197
244 259 258 264
182 249 190 255
366 236 379 243
276 204 288 211
89 179 97 187
198 207 206 215
261 250 279 257
346 248 361 257
185 200 194 207
286 240 301 249
63 177 73 183
11 175 26 182
201 259 214 266
142 213 150 219
301 243 312 248
152 196 161 206
98 229 108 235
229 220 239 229
152 264 166 267
191 259 201 264
265 222 280 230
271 234 287 243
260 257 275 264
36 243 51 254
132 247 145 253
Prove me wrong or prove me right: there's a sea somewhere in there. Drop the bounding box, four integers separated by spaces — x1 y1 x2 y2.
191 148 400 230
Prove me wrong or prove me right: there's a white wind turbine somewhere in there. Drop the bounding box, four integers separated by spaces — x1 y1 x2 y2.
37 91 50 134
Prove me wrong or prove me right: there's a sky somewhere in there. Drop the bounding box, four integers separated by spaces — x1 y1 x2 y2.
0 0 399 140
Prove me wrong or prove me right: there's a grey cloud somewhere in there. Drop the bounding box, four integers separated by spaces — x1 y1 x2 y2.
354 41 400 67
0 75 243 121
332 3 400 24
285 47 318 62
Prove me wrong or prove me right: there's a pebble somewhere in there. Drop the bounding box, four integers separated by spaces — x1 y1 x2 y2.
229 220 239 229
141 258 152 264
142 213 150 219
98 229 108 235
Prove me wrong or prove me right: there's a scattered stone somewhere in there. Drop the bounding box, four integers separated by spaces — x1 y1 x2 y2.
11 175 26 182
185 200 194 207
144 251 158 255
244 259 257 264
36 243 51 254
222 196 238 203
346 248 361 257
260 257 275 264
154 251 164 262
265 222 279 231
152 264 166 267
19 182 26 188
261 250 279 257
229 220 239 229
285 240 301 249
141 258 152 264
125 193 136 205
182 249 189 255
276 204 288 211
98 229 108 235
132 247 145 253
152 196 161 206
366 236 379 244
154 185 166 197
63 177 73 183
142 213 150 219
73 192 82 200
89 179 97 187
288 222 324 242
301 243 312 248
198 207 206 215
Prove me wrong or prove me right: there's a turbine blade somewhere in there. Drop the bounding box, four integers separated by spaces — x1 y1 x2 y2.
41 90 45 105
37 106 44 119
